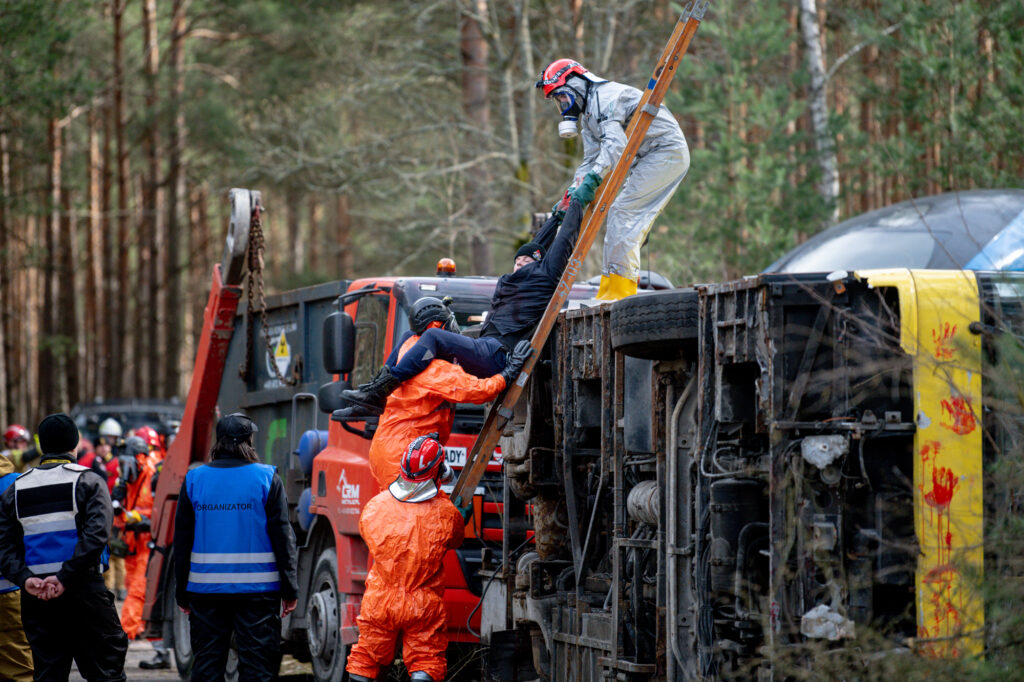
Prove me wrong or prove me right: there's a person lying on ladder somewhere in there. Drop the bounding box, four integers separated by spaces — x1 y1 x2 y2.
339 195 588 417
537 58 690 301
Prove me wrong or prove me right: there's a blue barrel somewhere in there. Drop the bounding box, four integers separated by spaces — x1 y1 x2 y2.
297 487 315 531
296 430 329 477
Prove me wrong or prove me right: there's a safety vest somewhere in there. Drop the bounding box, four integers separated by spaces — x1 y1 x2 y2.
185 462 280 594
13 463 105 577
0 470 18 593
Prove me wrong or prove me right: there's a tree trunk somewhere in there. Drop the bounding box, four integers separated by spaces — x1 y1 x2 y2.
460 0 493 275
61 189 80 409
101 102 115 400
0 126 8 423
307 194 320 274
86 109 103 400
41 119 61 414
142 0 162 397
569 0 584 58
288 189 303 278
335 193 354 279
133 176 146 391
799 0 839 226
11 134 32 421
113 0 129 398
190 182 210 352
515 0 537 220
164 0 189 398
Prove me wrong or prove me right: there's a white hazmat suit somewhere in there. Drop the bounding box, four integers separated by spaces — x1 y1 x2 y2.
569 77 689 300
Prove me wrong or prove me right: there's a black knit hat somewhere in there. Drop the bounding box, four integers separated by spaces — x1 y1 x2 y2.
515 242 545 263
216 413 258 443
37 413 80 455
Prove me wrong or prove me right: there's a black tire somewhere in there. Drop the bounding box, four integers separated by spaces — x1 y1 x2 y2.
170 572 194 680
610 288 699 360
172 602 192 679
307 549 348 682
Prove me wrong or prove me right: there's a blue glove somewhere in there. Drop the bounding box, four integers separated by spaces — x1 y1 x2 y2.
572 171 603 205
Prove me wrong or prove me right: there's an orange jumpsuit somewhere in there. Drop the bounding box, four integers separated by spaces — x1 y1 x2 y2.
345 490 464 681
117 453 155 639
368 335 506 488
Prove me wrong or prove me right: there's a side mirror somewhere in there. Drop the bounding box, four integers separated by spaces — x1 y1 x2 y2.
323 312 354 375
317 379 351 414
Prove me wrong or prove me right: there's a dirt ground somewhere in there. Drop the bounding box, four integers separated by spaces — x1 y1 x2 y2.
67 598 314 681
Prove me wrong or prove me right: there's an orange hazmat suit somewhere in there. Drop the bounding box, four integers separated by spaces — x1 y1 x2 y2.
117 453 155 639
368 334 506 488
345 489 465 681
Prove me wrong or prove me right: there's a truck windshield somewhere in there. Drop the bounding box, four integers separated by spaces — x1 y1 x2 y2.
393 296 491 342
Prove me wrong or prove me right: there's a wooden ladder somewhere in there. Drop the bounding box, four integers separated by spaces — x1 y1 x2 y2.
451 0 709 507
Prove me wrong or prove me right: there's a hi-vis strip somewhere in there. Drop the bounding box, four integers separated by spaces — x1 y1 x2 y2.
861 269 983 657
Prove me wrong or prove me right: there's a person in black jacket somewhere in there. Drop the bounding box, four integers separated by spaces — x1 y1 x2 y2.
0 413 128 682
174 413 298 682
340 194 591 417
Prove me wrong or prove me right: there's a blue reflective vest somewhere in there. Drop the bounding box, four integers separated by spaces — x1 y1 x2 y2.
185 462 280 594
0 470 18 593
12 463 100 579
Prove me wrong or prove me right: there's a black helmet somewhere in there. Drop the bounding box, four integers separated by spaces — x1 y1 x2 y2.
409 297 455 335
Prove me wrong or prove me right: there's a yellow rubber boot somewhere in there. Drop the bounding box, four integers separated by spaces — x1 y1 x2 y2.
595 273 638 301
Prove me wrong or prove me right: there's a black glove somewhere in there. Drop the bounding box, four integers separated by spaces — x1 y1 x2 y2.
500 340 533 385
441 298 462 335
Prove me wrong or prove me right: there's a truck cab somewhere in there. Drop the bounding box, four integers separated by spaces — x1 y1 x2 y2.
301 274 507 680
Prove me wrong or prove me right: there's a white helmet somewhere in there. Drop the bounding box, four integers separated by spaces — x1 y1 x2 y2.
98 418 123 438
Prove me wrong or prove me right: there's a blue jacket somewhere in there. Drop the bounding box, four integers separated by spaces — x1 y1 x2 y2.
175 458 297 601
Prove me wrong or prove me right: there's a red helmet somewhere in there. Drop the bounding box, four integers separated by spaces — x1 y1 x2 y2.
391 435 450 503
536 58 589 98
4 424 30 447
135 425 162 450
400 435 445 483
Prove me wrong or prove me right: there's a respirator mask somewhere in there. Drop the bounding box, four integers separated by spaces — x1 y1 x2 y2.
551 87 584 138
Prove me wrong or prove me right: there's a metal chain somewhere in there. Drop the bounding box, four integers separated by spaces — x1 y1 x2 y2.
239 205 298 386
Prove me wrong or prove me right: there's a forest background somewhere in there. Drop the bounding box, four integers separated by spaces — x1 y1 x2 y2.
1 0 1022 425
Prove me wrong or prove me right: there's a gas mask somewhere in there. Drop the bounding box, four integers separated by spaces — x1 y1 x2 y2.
551 85 585 138
118 455 139 484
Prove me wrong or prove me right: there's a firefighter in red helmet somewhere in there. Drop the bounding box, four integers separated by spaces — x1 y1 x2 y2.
3 424 39 473
345 435 465 682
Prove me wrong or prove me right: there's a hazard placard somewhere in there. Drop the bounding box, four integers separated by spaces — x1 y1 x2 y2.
274 331 290 376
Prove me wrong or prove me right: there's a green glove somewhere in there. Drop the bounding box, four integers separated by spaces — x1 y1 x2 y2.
572 171 603 205
455 499 473 522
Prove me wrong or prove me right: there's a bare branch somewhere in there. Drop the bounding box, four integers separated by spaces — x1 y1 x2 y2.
184 62 240 89
826 22 902 84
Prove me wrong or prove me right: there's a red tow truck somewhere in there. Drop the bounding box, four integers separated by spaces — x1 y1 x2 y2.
141 189 594 679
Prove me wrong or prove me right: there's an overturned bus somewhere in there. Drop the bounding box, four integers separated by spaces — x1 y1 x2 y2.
480 268 1024 679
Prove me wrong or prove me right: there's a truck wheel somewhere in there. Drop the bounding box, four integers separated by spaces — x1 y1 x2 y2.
307 549 347 682
172 595 193 679
610 288 699 360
